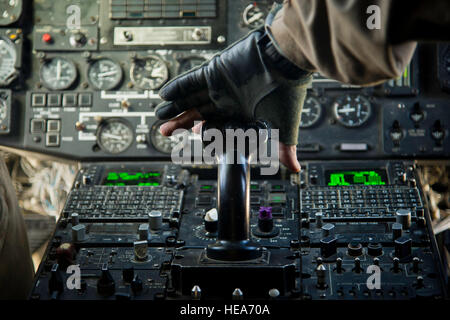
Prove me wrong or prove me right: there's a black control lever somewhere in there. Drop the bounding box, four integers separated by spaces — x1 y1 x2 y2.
202 120 269 261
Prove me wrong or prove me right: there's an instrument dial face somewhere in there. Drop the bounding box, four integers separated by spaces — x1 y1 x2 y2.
87 58 123 90
178 56 206 75
150 121 186 154
243 2 269 28
300 97 322 128
0 0 22 26
97 119 134 154
333 95 372 127
0 36 17 85
40 57 77 90
130 56 169 90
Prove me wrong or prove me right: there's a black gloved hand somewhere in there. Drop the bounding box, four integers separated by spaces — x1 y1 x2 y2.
155 27 311 171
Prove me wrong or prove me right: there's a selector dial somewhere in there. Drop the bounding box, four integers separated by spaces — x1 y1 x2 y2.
333 95 372 127
242 2 269 29
96 118 134 154
0 36 17 86
300 97 322 128
39 57 77 90
130 55 169 90
87 58 123 90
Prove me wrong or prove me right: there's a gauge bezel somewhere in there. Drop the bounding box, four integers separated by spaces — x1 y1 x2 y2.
0 0 23 26
332 95 372 128
300 97 323 128
87 58 123 91
150 120 188 155
130 55 169 90
39 57 78 90
0 36 18 86
96 118 135 154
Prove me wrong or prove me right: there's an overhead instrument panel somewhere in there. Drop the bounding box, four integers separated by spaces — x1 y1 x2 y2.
99 0 227 49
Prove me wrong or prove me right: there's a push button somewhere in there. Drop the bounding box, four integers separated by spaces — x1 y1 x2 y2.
47 119 61 132
47 94 61 107
46 133 60 147
30 119 46 133
32 93 46 107
63 93 77 107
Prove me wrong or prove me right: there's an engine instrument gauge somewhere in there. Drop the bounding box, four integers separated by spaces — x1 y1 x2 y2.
242 2 269 28
0 0 23 26
178 56 207 75
130 55 169 90
300 97 322 128
88 58 123 90
0 36 17 86
97 118 134 154
150 121 187 154
333 95 372 128
39 57 77 90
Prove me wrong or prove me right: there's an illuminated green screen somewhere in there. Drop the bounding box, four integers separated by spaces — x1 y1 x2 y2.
103 172 161 186
326 170 387 186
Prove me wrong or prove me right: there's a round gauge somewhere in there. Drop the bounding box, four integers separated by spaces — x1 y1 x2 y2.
87 58 123 90
333 95 372 127
150 121 186 154
130 55 169 90
0 0 23 26
300 97 322 128
97 119 134 154
178 56 206 75
243 2 269 28
40 57 77 90
0 36 17 85
0 98 7 121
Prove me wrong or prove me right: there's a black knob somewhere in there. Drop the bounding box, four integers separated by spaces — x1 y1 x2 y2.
392 222 402 240
347 241 363 257
97 263 115 296
353 257 363 273
204 208 218 234
257 207 274 233
48 264 64 296
392 257 401 273
367 242 383 256
320 236 337 258
316 264 327 289
412 257 420 273
131 275 143 294
122 264 134 283
335 257 344 273
394 236 412 260
396 209 412 229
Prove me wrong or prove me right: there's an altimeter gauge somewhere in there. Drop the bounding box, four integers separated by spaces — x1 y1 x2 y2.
39 57 77 90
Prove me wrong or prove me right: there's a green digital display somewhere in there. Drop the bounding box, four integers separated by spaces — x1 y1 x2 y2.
103 171 161 186
326 169 387 186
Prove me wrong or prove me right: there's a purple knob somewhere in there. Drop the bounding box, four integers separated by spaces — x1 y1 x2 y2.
258 207 273 232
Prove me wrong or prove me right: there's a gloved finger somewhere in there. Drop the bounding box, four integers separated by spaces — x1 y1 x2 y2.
279 143 301 173
159 66 207 101
155 89 210 120
192 121 205 134
159 109 203 137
